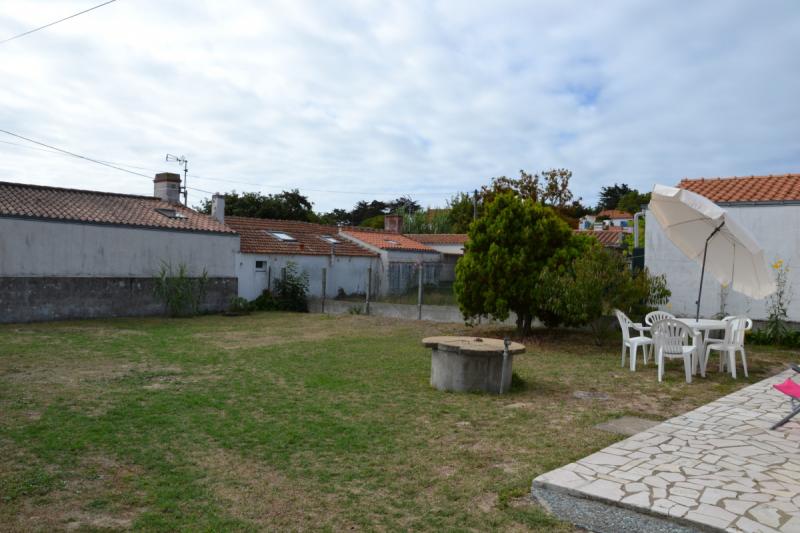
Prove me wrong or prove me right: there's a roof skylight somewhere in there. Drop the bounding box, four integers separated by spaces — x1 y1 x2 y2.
268 231 296 242
321 235 341 244
155 208 187 219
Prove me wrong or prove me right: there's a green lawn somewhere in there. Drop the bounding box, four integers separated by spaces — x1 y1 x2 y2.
0 313 793 532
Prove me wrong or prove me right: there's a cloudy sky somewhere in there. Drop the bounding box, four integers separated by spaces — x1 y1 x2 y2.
1 1 799 212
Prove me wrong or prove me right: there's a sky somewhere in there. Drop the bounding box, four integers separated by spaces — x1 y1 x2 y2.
1 0 799 213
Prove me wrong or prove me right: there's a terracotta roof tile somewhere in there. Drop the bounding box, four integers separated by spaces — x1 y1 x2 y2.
597 209 632 219
342 229 438 252
575 229 624 248
404 233 468 245
225 217 376 257
0 181 234 233
678 174 800 204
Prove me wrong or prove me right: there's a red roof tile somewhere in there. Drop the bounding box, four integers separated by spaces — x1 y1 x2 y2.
0 181 233 233
575 229 624 248
225 217 376 257
678 174 800 204
342 229 437 252
597 209 633 219
404 233 468 245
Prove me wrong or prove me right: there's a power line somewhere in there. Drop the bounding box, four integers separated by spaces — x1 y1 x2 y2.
0 0 120 46
0 128 151 180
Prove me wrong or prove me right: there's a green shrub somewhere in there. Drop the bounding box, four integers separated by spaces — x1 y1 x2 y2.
153 262 209 317
250 262 309 312
226 296 252 315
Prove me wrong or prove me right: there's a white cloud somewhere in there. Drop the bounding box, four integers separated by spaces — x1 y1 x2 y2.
1 0 798 211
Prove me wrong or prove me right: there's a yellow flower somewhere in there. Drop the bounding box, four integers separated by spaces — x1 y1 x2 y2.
773 259 784 270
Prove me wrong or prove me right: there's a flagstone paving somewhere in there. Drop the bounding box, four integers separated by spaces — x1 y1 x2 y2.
533 369 800 532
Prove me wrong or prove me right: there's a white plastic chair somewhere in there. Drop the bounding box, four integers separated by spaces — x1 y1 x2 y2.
645 310 675 327
615 310 653 371
652 318 694 383
704 317 749 378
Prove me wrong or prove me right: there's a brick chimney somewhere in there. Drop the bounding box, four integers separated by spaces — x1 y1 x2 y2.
154 172 181 204
211 193 225 224
384 214 403 233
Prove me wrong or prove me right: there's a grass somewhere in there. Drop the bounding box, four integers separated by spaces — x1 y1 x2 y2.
0 312 794 531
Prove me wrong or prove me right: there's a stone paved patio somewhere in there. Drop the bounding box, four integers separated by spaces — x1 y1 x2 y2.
533 369 800 532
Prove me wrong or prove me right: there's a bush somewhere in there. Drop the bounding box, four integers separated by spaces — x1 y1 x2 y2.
250 262 310 313
538 246 670 343
226 296 252 316
153 262 209 317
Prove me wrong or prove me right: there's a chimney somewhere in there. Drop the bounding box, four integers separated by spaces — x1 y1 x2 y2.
211 193 225 224
384 214 403 233
154 172 182 204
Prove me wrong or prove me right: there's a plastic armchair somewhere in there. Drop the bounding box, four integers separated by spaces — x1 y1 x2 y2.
651 318 694 383
614 309 653 371
645 310 675 327
704 316 749 378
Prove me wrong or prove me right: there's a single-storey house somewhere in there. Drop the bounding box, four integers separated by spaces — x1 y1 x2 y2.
224 216 378 300
404 233 467 282
645 173 800 322
0 173 239 323
580 210 634 231
340 216 442 295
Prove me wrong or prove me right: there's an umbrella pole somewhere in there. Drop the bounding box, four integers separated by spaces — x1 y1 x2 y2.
695 222 725 321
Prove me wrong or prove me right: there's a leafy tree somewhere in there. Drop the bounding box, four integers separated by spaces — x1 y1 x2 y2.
197 190 317 222
447 192 479 233
597 183 633 211
617 190 651 214
317 208 351 226
454 192 572 334
359 214 385 229
479 168 577 209
387 196 421 214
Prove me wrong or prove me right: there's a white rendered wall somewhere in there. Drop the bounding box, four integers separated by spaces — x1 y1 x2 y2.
645 205 800 321
236 253 376 300
0 217 239 278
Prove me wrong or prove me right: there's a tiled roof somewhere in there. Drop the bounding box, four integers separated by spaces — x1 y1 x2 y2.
597 209 632 219
575 229 624 248
342 229 437 252
678 174 800 204
225 217 376 257
405 233 468 245
0 181 234 234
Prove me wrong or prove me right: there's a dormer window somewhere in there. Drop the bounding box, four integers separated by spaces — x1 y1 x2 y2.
320 235 340 244
155 208 187 219
267 231 296 242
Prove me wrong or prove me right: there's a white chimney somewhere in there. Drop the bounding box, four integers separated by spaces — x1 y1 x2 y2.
154 172 182 204
211 193 225 224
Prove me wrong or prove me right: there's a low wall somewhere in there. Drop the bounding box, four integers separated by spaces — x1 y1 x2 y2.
309 298 521 326
0 277 237 323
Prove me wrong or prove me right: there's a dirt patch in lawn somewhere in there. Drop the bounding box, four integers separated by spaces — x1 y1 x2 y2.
5 454 146 532
194 447 349 531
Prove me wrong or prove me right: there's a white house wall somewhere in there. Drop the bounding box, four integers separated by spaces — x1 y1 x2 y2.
236 253 375 300
645 205 800 321
0 217 238 278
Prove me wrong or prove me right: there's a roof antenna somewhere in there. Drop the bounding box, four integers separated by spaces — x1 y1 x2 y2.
166 154 188 206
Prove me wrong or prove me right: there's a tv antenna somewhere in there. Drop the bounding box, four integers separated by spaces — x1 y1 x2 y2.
165 154 188 205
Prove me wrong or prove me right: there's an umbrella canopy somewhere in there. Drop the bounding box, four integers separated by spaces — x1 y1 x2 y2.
649 185 776 310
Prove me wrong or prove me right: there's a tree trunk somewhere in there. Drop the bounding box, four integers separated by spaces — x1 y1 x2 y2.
523 314 533 336
516 314 524 333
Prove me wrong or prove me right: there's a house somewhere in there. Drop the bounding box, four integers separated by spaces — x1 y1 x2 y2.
223 216 378 300
0 173 239 323
404 233 467 282
579 210 634 231
340 215 442 295
645 173 800 321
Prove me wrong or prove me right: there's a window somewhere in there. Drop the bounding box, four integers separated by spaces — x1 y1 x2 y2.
155 208 187 219
320 235 340 244
255 260 266 272
267 231 296 242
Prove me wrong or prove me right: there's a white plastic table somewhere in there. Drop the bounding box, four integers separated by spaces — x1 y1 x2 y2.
676 318 727 377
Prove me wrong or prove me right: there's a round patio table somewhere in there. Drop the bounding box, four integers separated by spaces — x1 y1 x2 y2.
422 336 525 394
675 318 727 377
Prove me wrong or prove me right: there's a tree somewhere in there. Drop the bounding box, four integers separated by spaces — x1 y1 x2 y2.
197 190 317 222
447 192 478 233
318 208 351 226
597 183 633 211
454 192 572 334
616 190 651 214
